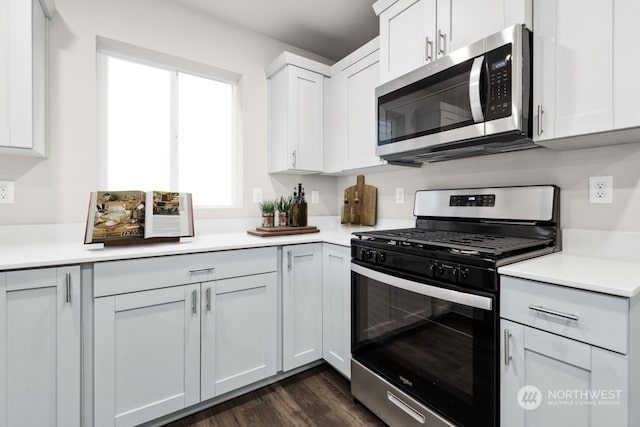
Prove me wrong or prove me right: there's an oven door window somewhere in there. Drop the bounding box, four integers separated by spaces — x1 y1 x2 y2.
352 268 495 427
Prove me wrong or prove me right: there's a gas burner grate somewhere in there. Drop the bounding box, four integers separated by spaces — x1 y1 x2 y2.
355 228 552 256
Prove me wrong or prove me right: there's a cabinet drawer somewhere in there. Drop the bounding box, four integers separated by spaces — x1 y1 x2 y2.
501 276 628 354
94 247 277 297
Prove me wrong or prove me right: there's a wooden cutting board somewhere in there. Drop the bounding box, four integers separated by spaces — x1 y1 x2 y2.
247 225 319 237
343 175 376 225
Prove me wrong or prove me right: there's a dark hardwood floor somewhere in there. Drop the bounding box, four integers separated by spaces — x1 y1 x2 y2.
164 364 386 427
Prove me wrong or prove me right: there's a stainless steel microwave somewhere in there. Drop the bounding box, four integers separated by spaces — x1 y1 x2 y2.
376 24 533 165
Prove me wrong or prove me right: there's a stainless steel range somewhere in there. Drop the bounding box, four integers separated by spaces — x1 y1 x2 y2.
350 185 560 427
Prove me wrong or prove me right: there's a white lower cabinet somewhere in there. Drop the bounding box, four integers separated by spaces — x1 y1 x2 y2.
322 244 351 378
500 276 633 427
201 272 277 400
282 243 323 371
94 284 201 427
0 266 81 427
93 247 278 427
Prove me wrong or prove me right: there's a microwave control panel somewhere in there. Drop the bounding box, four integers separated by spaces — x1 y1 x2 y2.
485 44 512 121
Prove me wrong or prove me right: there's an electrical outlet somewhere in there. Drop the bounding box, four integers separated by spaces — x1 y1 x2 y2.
311 190 319 204
395 187 405 204
252 187 263 204
0 180 15 204
589 176 613 204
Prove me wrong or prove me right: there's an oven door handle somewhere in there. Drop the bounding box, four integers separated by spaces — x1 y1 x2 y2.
351 263 493 311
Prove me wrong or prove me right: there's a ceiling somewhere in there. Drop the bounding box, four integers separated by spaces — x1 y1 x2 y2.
169 0 379 62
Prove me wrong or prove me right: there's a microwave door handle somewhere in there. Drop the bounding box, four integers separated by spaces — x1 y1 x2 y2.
469 56 485 123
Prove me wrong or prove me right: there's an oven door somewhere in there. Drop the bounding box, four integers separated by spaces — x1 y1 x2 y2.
351 262 496 427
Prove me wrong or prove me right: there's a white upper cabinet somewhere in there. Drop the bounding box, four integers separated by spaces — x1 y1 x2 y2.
0 0 51 157
613 0 640 130
533 0 640 149
374 0 530 84
533 0 613 143
375 0 441 83
266 52 330 174
448 0 531 53
325 38 384 173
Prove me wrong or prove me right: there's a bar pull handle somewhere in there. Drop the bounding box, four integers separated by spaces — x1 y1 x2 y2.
189 267 216 273
469 56 485 123
206 287 212 311
529 305 579 321
387 392 426 424
437 29 447 56
287 250 293 270
191 290 197 314
65 273 71 304
425 37 433 62
537 105 544 136
504 329 512 366
292 150 297 169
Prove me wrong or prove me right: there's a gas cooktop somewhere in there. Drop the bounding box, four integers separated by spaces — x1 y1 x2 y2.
353 228 554 256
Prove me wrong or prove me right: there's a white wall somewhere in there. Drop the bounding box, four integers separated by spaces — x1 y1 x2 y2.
0 0 338 225
337 142 640 231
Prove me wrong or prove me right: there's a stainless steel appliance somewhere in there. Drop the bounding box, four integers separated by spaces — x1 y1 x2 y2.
351 185 560 427
376 24 533 164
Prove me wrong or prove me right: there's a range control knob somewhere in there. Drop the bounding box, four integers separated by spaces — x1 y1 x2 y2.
374 251 386 264
430 262 444 277
359 249 373 261
452 266 469 283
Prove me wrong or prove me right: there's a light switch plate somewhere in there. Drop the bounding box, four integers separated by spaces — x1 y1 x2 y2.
252 187 263 203
311 190 319 204
395 187 404 204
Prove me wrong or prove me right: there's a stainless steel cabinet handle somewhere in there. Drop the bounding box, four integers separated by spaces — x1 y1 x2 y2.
437 29 447 56
206 287 211 311
425 37 433 61
287 250 293 270
191 290 197 314
65 273 71 304
537 105 544 136
189 267 216 273
529 305 579 321
292 150 297 169
504 329 512 366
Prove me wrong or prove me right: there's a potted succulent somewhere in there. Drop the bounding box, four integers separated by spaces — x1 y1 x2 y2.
276 195 292 226
259 199 276 227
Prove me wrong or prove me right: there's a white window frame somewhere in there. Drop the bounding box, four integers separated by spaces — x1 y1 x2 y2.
96 37 243 209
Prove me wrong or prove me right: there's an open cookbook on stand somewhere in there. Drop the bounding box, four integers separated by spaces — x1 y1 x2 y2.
84 190 194 245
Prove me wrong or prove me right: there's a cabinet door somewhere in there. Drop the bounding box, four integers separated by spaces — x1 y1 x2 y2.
533 0 613 141
345 50 383 170
379 0 436 83
0 267 81 427
0 0 46 156
448 0 505 53
282 244 323 371
94 285 200 427
201 273 277 400
501 320 628 427
288 66 324 172
322 245 351 378
613 0 640 130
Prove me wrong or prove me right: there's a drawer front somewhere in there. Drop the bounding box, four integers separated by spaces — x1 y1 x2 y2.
94 247 277 297
500 276 628 354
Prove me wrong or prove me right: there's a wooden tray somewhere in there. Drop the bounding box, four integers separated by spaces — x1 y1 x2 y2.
247 225 319 237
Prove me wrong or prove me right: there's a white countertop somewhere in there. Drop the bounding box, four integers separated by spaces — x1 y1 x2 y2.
0 217 413 271
498 229 640 298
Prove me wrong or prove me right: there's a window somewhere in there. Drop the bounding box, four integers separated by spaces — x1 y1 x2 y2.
97 47 240 208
